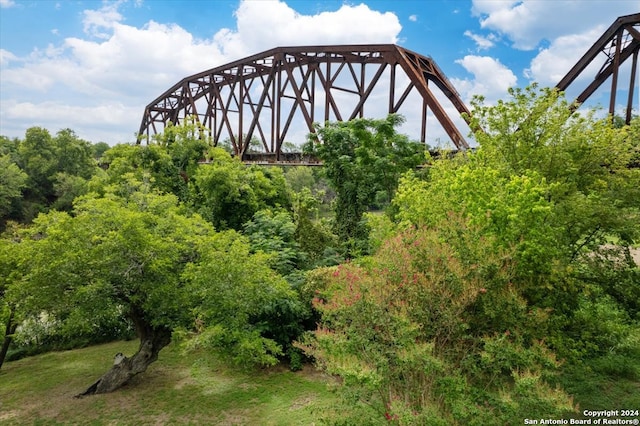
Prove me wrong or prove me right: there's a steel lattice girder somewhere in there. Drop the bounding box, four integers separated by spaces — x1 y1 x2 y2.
556 13 640 124
138 44 472 158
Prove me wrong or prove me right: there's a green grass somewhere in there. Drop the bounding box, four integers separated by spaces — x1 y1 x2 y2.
2 339 638 425
554 329 640 416
0 341 341 425
558 361 640 414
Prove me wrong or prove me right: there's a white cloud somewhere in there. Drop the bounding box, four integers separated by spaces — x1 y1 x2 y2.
452 55 517 103
0 0 403 144
214 1 400 59
471 0 520 15
0 0 15 8
471 0 638 50
524 27 605 87
468 0 639 113
0 49 18 66
3 20 222 97
526 27 638 111
0 99 139 144
82 1 125 39
463 30 496 51
409 14 418 22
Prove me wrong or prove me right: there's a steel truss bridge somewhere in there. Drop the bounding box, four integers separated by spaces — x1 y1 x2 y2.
138 13 639 164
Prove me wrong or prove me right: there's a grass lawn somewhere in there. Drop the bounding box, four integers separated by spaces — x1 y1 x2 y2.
0 340 342 425
2 338 638 425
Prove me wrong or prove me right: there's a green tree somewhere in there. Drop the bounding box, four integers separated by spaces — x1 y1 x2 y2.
9 127 98 221
300 220 574 423
99 120 210 202
19 186 212 395
91 141 111 160
243 209 305 276
292 188 339 268
285 166 316 193
305 114 424 255
394 85 640 357
183 229 298 368
10 177 299 393
467 86 640 256
51 172 90 211
0 155 28 225
0 135 20 158
100 143 184 198
0 224 26 369
153 119 210 188
16 127 58 215
190 147 291 230
53 128 96 179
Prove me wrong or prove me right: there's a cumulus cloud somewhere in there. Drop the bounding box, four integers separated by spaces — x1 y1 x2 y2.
0 0 403 144
524 27 605 87
467 0 638 112
409 14 418 22
0 0 15 8
82 1 124 39
463 30 497 51
452 55 517 103
214 1 400 59
0 49 18 66
2 21 223 98
471 0 638 50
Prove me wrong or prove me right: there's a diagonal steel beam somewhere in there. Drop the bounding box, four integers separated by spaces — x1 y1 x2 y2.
138 44 473 155
556 13 640 124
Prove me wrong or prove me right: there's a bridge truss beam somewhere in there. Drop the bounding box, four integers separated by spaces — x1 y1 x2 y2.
138 44 472 160
556 13 640 124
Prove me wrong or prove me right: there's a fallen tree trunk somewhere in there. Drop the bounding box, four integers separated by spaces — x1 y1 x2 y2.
76 311 172 397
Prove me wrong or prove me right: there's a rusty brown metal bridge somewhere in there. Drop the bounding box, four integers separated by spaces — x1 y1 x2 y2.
138 13 639 164
557 13 640 123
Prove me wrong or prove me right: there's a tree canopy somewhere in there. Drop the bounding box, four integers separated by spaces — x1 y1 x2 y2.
0 124 309 389
1 86 638 422
190 147 291 231
305 114 424 254
13 187 206 392
300 86 640 422
0 127 99 228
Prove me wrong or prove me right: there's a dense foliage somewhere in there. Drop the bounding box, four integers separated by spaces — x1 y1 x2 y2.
1 128 98 227
1 86 638 422
300 220 574 423
305 114 424 255
395 86 640 353
0 122 332 379
300 87 640 423
190 147 291 231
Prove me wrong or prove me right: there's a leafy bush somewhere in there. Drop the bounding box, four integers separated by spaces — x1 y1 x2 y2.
190 148 291 230
549 291 633 362
244 209 305 275
9 309 134 360
299 220 574 423
184 230 299 368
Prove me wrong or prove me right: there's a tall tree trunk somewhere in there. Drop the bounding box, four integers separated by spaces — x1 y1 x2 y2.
0 308 18 370
76 309 172 397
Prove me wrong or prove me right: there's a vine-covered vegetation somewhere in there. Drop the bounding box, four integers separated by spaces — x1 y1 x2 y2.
1 86 639 422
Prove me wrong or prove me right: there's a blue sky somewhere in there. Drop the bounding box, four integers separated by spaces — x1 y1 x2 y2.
0 0 638 145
